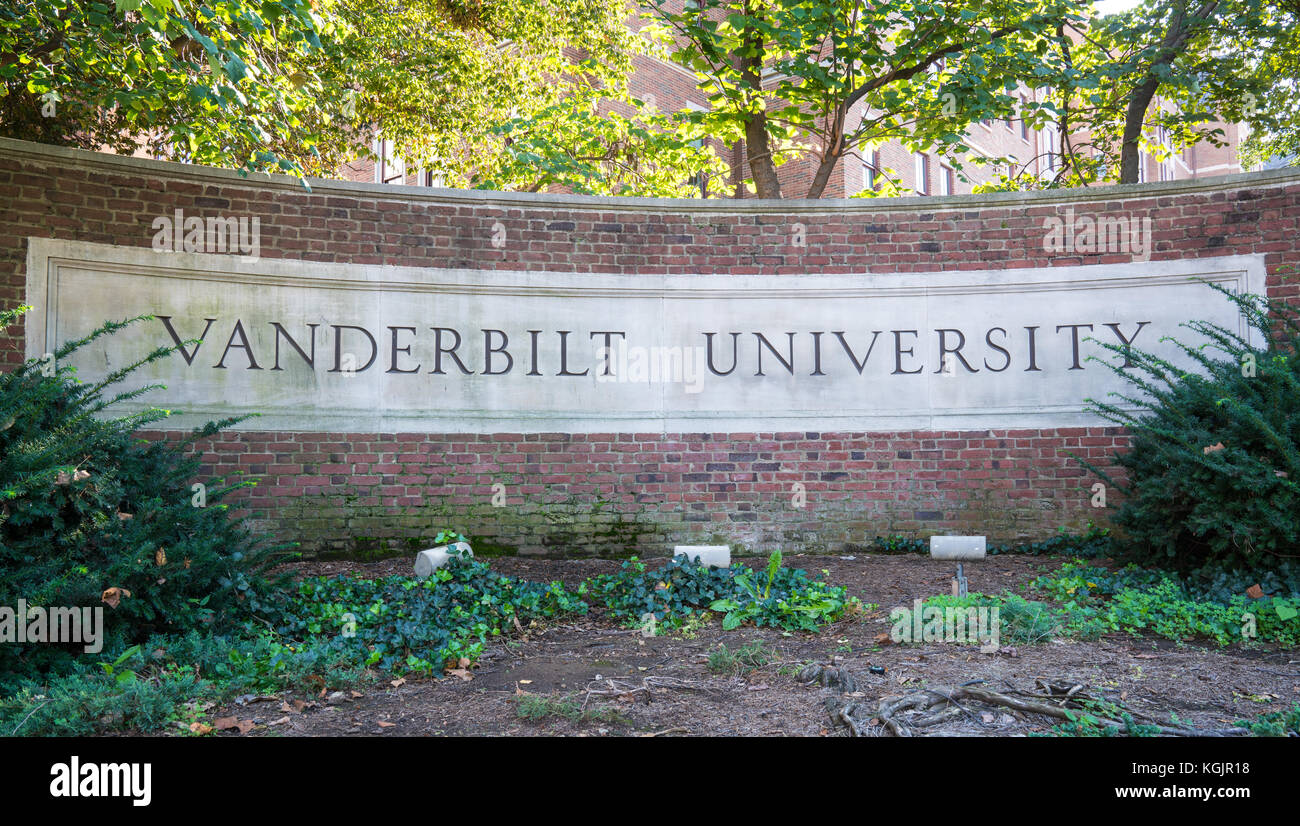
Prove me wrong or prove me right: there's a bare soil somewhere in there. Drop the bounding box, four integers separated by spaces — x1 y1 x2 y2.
226 554 1300 737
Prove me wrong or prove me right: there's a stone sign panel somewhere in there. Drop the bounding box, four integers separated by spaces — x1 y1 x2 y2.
26 239 1264 433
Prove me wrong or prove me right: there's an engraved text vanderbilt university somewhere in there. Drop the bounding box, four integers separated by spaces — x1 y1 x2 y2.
154 316 1152 378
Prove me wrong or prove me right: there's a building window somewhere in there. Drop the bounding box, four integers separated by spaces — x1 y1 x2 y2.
687 141 708 197
914 153 930 195
685 102 708 197
1157 126 1175 181
863 150 881 192
1042 123 1059 173
376 138 405 185
1019 95 1029 140
939 164 954 195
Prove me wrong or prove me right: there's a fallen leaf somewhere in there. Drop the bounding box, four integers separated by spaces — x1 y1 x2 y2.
268 717 290 727
73 469 90 482
377 721 396 728
1247 584 1265 599
518 679 533 685
55 471 71 486
213 716 239 731
100 587 132 609
981 712 995 723
189 722 212 736
1203 442 1226 454
747 683 770 691
350 690 363 698
446 668 473 681
117 511 133 521
873 632 892 646
457 657 471 669
155 548 167 566
390 678 406 688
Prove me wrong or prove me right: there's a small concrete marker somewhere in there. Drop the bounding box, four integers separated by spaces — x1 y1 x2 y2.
673 545 730 568
414 541 474 579
929 535 986 560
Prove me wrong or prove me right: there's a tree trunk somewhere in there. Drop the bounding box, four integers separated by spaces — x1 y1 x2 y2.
1117 0 1219 184
1119 75 1160 184
739 19 782 198
745 115 783 198
806 108 847 198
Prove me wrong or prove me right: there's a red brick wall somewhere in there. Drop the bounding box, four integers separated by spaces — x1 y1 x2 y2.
2 138 1298 557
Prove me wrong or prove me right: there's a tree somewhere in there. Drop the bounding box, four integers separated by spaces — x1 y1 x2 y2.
310 0 722 195
1225 0 1300 169
2 0 716 194
1029 0 1297 187
643 0 1085 198
470 87 729 196
1 0 332 176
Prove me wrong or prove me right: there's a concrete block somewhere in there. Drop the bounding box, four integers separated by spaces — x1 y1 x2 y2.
414 541 474 578
929 535 986 560
673 545 730 568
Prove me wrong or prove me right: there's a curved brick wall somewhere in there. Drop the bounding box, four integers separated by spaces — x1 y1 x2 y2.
3 138 1299 557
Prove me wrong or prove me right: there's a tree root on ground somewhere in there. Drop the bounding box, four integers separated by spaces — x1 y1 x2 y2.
827 678 1252 737
580 675 739 709
797 663 857 693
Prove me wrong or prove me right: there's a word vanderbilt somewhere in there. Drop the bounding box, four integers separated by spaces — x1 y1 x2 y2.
155 316 1153 377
